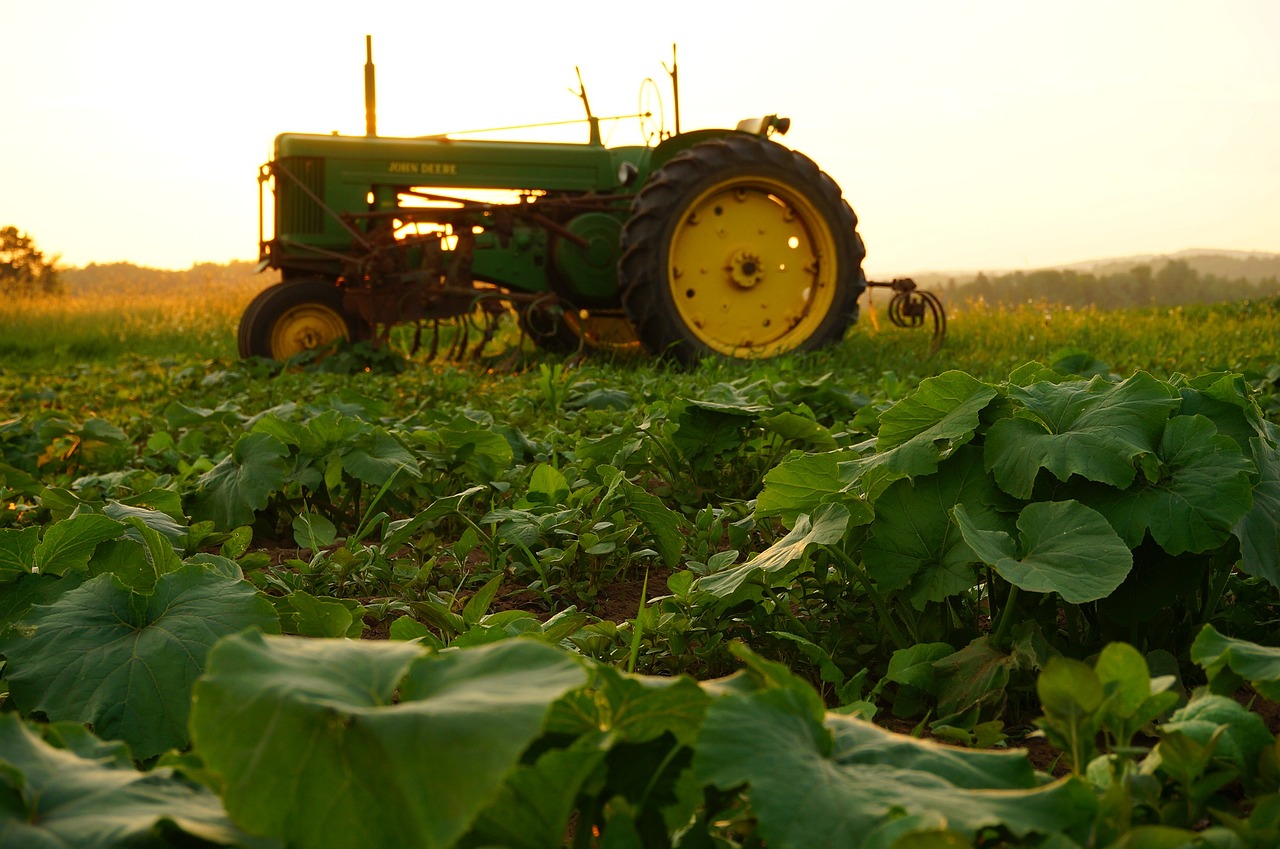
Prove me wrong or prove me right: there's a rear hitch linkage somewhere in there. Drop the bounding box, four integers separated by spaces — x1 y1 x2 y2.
865 278 948 353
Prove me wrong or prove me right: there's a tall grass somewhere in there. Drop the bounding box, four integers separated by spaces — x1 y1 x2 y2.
0 263 270 369
3 263 1276 387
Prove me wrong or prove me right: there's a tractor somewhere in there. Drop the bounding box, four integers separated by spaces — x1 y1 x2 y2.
240 39 940 364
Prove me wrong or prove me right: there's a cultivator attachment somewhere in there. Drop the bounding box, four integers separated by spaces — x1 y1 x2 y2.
866 278 948 353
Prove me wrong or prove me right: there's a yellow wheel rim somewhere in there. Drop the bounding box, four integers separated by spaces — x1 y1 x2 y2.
667 175 839 357
270 303 349 358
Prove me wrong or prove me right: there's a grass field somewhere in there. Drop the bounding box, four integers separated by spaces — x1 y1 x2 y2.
3 264 1277 385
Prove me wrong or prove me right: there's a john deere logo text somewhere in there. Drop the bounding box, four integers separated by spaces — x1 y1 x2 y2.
388 161 459 176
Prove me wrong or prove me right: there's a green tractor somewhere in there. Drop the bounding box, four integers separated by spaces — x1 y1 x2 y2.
241 40 937 364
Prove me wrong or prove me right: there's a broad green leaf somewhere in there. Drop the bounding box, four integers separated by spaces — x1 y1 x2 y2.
0 565 279 758
1077 414 1253 554
0 573 81 638
885 643 955 692
292 510 337 550
863 447 1008 607
190 431 290 529
985 372 1179 499
1177 372 1273 452
523 463 571 507
1235 438 1280 587
341 427 420 486
759 410 837 450
281 590 363 638
695 686 1095 847
874 371 999 477
1192 625 1280 702
465 735 610 849
1158 694 1274 781
696 503 849 599
414 420 514 482
191 634 588 849
930 637 1015 725
547 664 709 747
103 501 188 548
32 513 124 576
955 500 1132 604
754 447 865 525
0 527 39 579
0 716 255 849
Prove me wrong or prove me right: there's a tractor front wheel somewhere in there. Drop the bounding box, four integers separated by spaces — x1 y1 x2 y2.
237 278 371 360
618 134 866 363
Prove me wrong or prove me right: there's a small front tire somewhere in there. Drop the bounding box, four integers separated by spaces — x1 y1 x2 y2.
237 278 371 360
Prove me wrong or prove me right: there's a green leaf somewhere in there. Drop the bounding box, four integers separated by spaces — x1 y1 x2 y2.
0 716 255 848
465 735 610 849
1192 625 1280 702
292 510 337 550
874 371 999 477
341 427 420 486
985 372 1179 499
0 565 280 758
547 664 709 747
1036 657 1105 770
1235 437 1280 587
382 485 486 552
885 643 955 692
754 448 865 526
599 465 686 568
282 590 363 638
0 527 39 579
695 687 1095 846
1076 415 1253 554
696 503 849 599
190 634 588 849
955 500 1132 604
32 513 124 576
863 446 1007 607
190 431 290 529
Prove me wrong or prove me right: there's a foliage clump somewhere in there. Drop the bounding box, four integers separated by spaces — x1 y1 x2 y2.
0 226 62 297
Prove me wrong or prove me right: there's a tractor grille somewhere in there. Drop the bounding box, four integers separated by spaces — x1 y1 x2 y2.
276 156 325 235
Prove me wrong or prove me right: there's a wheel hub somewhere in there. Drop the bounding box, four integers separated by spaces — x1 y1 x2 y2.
728 251 765 289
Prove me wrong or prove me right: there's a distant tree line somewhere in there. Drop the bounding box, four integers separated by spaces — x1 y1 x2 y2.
950 260 1280 309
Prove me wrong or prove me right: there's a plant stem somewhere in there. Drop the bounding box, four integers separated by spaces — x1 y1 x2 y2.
992 584 1020 649
827 546 909 650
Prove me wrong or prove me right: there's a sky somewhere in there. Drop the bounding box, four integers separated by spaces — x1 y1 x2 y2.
3 0 1278 277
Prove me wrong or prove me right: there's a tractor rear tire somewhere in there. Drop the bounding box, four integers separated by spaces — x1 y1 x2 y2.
238 278 371 360
618 134 866 363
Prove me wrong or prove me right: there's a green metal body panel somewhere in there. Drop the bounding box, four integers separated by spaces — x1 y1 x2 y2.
264 128 741 302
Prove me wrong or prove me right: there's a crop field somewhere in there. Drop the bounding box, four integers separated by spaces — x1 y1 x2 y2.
2 270 1280 848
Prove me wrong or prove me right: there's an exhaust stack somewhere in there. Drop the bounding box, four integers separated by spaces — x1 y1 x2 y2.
364 35 377 137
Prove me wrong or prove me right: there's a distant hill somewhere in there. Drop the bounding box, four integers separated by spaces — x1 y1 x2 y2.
906 250 1280 290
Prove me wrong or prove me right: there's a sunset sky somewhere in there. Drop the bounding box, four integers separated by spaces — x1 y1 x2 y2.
3 0 1277 277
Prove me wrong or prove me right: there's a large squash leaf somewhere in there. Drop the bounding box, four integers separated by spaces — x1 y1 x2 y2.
0 716 261 849
954 500 1132 604
985 372 1179 499
862 446 1010 608
1075 414 1253 554
695 684 1095 848
190 633 587 849
0 565 279 759
189 431 290 529
1235 437 1280 587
